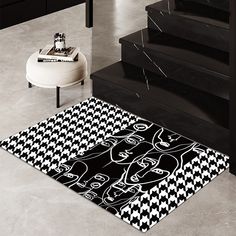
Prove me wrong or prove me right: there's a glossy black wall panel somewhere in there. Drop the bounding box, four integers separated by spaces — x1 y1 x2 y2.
0 0 46 29
0 0 23 7
47 0 84 13
0 0 85 29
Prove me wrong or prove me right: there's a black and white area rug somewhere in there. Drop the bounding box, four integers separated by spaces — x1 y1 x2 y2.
0 97 229 232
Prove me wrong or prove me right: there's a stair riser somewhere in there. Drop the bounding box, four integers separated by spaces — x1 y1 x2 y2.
92 76 229 154
147 10 229 52
92 71 228 128
120 28 229 76
176 0 229 13
121 44 229 100
175 0 229 22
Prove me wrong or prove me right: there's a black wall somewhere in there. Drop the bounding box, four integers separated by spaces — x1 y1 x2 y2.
0 0 85 29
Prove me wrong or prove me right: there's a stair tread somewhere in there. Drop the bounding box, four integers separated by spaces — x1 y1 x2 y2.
91 61 229 154
146 1 229 26
120 28 229 77
92 61 228 100
91 61 228 128
146 1 229 52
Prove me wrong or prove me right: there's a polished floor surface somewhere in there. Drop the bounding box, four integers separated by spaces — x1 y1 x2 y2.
0 0 236 235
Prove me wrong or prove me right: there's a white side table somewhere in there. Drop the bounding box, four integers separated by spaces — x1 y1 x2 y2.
26 51 87 108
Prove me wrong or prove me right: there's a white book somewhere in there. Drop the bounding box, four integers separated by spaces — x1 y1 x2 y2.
38 45 79 62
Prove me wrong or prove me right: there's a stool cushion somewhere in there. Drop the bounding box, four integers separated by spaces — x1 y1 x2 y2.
26 52 87 88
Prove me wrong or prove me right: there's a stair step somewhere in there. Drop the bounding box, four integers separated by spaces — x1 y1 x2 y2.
175 0 229 21
176 0 229 12
175 0 229 22
146 1 229 51
120 28 229 100
91 61 229 154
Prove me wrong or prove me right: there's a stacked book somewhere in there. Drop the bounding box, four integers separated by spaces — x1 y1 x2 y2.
38 45 79 62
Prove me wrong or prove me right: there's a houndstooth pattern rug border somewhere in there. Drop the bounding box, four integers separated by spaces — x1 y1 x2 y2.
0 97 229 232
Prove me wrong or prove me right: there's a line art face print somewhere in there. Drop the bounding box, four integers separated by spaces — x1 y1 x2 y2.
48 119 202 214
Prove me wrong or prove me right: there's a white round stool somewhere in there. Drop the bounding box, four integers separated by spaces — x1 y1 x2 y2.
26 51 87 108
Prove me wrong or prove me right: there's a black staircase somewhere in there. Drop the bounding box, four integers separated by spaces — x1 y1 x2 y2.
91 0 230 155
230 0 236 175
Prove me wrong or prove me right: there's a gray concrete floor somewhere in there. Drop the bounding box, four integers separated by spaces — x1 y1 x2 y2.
0 0 236 235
